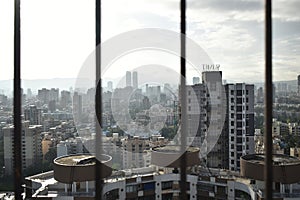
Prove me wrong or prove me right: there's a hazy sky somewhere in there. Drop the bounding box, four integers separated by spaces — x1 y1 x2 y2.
0 0 299 84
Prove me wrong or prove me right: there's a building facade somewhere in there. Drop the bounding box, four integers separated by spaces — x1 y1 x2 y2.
3 121 43 175
133 71 138 89
298 75 300 95
25 164 300 200
126 71 132 87
187 71 255 171
73 92 83 123
122 136 150 169
24 105 42 125
226 83 255 171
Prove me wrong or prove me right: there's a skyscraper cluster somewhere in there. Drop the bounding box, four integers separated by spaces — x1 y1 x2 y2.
126 71 138 88
37 88 59 104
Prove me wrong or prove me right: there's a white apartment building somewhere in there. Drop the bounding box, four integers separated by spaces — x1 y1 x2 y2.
226 83 255 171
3 121 43 175
122 136 150 169
57 137 84 157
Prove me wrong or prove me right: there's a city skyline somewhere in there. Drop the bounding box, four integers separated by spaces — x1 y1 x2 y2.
1 68 300 198
0 70 299 96
2 0 300 198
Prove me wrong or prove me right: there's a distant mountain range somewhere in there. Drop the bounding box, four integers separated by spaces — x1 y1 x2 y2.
0 78 94 96
254 80 298 89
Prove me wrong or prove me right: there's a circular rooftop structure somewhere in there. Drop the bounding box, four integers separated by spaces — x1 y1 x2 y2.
53 154 112 183
151 146 200 168
240 154 300 184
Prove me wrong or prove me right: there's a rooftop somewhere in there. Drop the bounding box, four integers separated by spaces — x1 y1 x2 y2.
152 145 199 153
242 154 300 166
54 155 96 166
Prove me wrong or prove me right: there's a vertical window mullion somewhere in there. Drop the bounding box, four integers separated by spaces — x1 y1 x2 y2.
180 0 187 199
13 0 22 199
264 0 273 199
95 0 103 199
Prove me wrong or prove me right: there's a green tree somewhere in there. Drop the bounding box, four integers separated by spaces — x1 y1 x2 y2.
45 147 57 163
160 127 178 140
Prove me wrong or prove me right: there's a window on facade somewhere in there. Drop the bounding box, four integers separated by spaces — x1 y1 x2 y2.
236 90 242 96
126 185 137 193
237 98 242 104
237 130 242 136
236 106 242 112
237 145 242 151
237 114 242 120
161 181 173 190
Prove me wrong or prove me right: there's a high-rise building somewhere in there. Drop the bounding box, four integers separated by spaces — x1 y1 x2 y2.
133 71 138 89
27 88 32 99
187 83 206 146
49 88 59 102
192 77 200 85
256 87 263 103
24 105 42 125
107 81 113 92
276 82 288 97
86 87 96 104
146 85 161 103
126 71 132 87
122 136 149 169
187 71 227 168
38 88 50 104
3 121 43 175
204 71 228 169
187 71 254 170
298 75 300 95
226 83 255 171
60 90 71 108
73 92 83 123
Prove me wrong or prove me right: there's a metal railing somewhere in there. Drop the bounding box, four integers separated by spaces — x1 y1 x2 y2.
13 0 22 199
264 0 273 199
180 0 188 199
95 0 103 199
12 0 274 199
